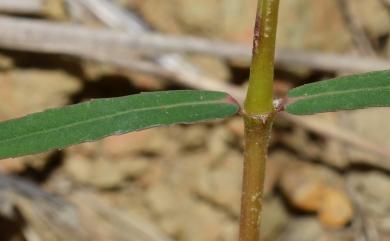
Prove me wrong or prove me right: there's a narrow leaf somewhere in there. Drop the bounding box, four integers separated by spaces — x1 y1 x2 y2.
0 90 239 159
286 70 390 115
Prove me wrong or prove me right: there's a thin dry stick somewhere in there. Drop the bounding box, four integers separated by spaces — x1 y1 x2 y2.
0 173 90 241
73 0 147 31
346 177 380 241
0 0 44 14
22 226 43 241
285 114 390 170
274 50 389 73
0 172 173 241
0 16 389 73
73 192 175 241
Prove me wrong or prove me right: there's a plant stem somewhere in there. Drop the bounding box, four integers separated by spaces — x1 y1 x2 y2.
239 1 280 241
239 114 275 241
244 0 280 115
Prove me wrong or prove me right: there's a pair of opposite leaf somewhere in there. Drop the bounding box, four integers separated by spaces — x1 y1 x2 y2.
0 70 389 159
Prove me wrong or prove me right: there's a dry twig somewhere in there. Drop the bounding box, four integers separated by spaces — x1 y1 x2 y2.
0 0 44 15
0 173 174 241
72 192 175 241
0 172 89 241
284 114 390 170
72 0 147 31
346 177 380 241
0 16 389 74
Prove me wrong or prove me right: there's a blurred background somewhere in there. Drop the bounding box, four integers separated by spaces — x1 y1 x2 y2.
0 0 389 241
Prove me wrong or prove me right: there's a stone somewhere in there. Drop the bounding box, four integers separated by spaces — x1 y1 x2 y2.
348 0 390 38
64 154 94 184
194 151 243 216
279 161 354 228
136 0 257 43
145 183 186 216
279 218 325 241
227 117 244 138
187 55 231 82
261 197 290 241
0 54 13 70
0 153 49 173
278 0 353 52
206 126 235 158
348 172 390 216
117 158 151 178
0 69 81 119
177 125 209 150
340 108 390 169
83 158 124 188
342 108 390 147
176 202 235 241
318 188 355 229
266 151 290 196
276 113 351 169
101 129 156 157
65 154 151 188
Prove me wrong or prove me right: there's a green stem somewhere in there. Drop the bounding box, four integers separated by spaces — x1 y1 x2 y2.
244 0 280 115
239 1 280 241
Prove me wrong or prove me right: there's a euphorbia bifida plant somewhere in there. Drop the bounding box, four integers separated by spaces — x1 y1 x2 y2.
0 0 389 241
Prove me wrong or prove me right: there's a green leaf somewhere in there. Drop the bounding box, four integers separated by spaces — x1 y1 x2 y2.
285 70 390 115
0 90 239 159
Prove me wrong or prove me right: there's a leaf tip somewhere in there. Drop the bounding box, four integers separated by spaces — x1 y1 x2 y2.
225 95 239 105
224 95 241 113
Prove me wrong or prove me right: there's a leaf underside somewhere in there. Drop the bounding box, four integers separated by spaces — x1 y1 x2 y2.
0 90 239 159
286 69 390 115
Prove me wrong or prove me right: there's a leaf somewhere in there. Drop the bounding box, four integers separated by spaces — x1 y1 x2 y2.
285 70 390 115
0 90 239 159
